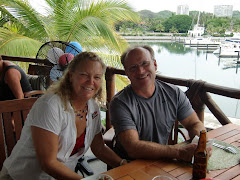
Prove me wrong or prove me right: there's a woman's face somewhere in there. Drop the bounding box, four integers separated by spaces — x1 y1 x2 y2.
69 59 103 102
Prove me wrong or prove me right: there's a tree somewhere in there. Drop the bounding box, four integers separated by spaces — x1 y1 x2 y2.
206 24 215 35
155 24 165 32
0 0 139 58
169 26 178 33
233 19 240 32
163 15 192 33
206 18 231 34
0 0 139 93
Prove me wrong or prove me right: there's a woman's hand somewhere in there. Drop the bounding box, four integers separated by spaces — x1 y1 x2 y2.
91 132 127 168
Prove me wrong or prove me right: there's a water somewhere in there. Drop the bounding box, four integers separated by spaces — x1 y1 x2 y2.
129 41 240 119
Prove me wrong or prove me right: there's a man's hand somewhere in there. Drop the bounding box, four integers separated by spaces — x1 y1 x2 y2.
176 143 212 162
207 146 212 157
176 143 198 162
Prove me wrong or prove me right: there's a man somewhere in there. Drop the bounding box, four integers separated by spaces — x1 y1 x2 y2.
110 45 208 162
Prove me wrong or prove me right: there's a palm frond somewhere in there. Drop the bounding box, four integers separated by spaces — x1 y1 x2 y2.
0 0 49 40
51 0 139 53
0 0 138 92
115 74 130 92
97 51 123 69
0 28 42 57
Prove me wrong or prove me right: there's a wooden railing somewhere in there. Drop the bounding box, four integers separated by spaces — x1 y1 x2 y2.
1 55 52 65
104 67 240 130
2 55 240 131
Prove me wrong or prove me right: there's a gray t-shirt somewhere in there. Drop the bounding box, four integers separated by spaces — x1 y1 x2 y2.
110 80 194 159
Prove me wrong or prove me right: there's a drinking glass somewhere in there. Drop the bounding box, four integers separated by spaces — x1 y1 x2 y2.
152 175 173 180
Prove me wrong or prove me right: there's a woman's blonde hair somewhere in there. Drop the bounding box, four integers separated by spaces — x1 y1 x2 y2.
47 51 106 110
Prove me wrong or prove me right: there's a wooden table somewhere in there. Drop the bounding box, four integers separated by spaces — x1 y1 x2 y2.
103 124 240 180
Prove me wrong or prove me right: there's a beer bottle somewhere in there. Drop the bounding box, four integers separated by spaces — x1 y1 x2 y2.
192 130 208 180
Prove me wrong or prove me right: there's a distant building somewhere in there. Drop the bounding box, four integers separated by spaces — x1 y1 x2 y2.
176 5 189 15
188 25 205 37
214 5 233 18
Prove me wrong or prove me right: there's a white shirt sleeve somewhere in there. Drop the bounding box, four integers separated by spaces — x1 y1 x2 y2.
27 95 63 135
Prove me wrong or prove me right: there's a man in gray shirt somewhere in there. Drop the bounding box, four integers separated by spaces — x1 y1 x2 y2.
110 45 209 162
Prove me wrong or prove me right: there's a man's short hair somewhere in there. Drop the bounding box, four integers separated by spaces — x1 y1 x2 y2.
120 45 155 67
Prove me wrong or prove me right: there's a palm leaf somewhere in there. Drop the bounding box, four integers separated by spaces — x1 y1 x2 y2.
0 27 42 57
97 51 129 92
0 0 49 40
0 0 139 94
50 0 139 53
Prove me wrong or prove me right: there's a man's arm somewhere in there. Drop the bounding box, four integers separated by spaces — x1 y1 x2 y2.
117 128 197 162
180 111 206 140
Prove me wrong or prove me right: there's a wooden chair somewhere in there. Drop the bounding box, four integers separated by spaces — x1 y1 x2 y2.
27 64 52 90
0 97 38 170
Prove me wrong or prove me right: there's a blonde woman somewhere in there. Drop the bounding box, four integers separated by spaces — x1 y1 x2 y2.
0 52 126 180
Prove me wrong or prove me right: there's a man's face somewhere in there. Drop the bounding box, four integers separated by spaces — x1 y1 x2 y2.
124 47 157 91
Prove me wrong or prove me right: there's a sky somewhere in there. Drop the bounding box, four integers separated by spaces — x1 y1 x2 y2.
30 0 240 15
126 0 240 13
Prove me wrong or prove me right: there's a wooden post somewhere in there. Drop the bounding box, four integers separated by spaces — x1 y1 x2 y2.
105 67 116 131
200 92 231 125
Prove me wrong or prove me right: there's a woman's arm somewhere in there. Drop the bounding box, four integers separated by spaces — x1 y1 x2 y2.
91 132 127 168
31 126 83 180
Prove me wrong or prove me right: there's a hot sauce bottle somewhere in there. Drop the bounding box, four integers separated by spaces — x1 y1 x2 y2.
192 130 208 179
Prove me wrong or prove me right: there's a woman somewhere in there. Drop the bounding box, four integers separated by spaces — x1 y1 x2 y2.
0 55 32 101
0 52 127 180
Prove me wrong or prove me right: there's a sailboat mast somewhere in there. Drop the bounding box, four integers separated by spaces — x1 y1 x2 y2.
197 11 200 26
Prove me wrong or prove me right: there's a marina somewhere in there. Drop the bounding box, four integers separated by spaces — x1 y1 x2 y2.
213 42 240 58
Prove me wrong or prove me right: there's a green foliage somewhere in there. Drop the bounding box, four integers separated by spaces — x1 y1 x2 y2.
205 17 231 34
0 0 139 96
157 10 174 19
0 0 140 57
206 18 231 28
163 15 192 33
138 10 173 20
233 11 240 19
117 9 240 35
138 10 156 19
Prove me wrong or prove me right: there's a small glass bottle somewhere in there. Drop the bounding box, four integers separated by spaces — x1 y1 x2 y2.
192 130 208 180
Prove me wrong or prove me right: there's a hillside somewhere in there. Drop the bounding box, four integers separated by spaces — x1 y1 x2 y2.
138 10 240 19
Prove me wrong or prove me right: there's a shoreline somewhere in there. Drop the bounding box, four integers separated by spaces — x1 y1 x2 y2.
121 35 226 43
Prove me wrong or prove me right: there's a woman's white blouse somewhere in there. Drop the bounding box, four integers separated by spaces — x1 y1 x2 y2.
3 93 102 180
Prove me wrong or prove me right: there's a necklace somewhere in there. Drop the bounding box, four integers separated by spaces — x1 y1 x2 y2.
74 104 88 121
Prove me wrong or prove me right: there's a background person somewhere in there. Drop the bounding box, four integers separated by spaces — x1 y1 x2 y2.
110 45 211 162
0 52 126 180
0 55 32 101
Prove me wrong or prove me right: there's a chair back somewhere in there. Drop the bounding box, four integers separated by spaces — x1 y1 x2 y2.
0 97 38 170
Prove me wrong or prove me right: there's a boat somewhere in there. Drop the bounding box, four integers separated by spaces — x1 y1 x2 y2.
184 37 220 46
225 32 240 43
225 38 240 43
213 42 240 58
185 12 220 47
